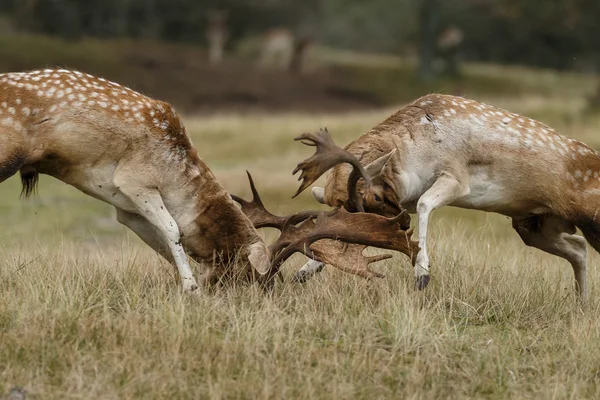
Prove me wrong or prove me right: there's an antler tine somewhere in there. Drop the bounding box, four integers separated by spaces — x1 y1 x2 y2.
245 170 264 207
230 171 263 207
230 171 288 230
232 171 323 231
292 128 371 212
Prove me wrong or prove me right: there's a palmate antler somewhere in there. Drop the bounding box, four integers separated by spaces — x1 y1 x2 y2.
311 241 391 279
232 172 418 280
292 128 371 212
269 207 418 271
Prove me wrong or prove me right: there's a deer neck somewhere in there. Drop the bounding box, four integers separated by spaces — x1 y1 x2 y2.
165 155 262 264
561 149 600 221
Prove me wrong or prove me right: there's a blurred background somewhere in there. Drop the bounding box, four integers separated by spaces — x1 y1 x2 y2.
0 0 599 113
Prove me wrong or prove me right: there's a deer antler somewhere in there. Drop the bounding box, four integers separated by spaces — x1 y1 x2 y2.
292 128 371 212
310 241 391 279
232 173 419 280
269 207 418 273
230 171 289 229
231 171 321 230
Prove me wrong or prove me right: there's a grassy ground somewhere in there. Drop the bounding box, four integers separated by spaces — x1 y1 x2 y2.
3 63 600 398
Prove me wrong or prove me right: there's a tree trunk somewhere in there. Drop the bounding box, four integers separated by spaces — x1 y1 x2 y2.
114 0 130 37
418 0 440 82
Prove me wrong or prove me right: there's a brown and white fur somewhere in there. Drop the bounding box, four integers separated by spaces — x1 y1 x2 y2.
299 93 599 300
0 69 271 293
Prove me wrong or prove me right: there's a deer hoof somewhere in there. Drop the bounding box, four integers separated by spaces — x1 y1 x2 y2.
415 275 430 291
292 270 311 283
182 278 199 295
183 285 199 295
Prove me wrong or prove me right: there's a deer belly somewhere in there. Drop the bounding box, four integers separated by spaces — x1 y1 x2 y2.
452 178 549 215
452 180 511 210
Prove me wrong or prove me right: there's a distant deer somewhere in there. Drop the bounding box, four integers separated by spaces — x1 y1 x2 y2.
206 10 228 65
0 69 417 292
437 25 464 77
297 94 598 301
289 34 315 75
258 28 294 69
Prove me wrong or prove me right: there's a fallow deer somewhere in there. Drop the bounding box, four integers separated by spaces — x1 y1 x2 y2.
0 68 417 292
258 28 294 69
295 94 600 301
206 10 228 65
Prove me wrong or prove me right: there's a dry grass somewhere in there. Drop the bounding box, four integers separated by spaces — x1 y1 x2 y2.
3 66 600 399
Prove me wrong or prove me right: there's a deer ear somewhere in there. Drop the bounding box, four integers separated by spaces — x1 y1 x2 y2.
312 187 326 204
248 241 271 275
365 149 397 180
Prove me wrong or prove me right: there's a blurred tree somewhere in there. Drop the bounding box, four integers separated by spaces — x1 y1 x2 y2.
418 0 439 81
320 0 418 53
0 0 599 72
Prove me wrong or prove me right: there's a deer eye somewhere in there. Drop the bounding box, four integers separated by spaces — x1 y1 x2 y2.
374 194 382 202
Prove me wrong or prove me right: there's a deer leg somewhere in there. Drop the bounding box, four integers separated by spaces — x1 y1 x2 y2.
513 215 587 302
292 259 325 283
117 208 218 287
415 174 470 290
0 152 26 184
115 184 198 294
116 208 174 264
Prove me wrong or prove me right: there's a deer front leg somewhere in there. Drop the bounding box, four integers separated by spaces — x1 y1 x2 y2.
415 173 470 290
115 184 198 294
292 259 325 283
116 208 174 264
117 208 217 288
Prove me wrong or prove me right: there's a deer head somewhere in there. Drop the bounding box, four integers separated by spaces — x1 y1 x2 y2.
293 128 403 218
292 128 372 212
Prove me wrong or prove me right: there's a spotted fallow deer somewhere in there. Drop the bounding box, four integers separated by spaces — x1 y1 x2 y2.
296 94 600 301
0 69 417 293
0 68 275 293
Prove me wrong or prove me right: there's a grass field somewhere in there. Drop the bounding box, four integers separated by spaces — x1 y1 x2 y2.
3 63 600 399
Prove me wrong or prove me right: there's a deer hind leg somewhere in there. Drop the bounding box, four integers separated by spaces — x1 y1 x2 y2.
512 215 587 301
114 180 198 294
0 152 26 184
415 173 470 290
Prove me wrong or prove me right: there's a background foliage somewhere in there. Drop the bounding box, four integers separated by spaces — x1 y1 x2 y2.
1 0 600 70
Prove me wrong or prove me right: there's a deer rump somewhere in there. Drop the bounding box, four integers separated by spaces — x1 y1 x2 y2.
231 129 420 282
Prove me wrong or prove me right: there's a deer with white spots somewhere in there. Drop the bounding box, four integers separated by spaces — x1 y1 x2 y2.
0 69 280 293
296 94 600 301
0 69 420 293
